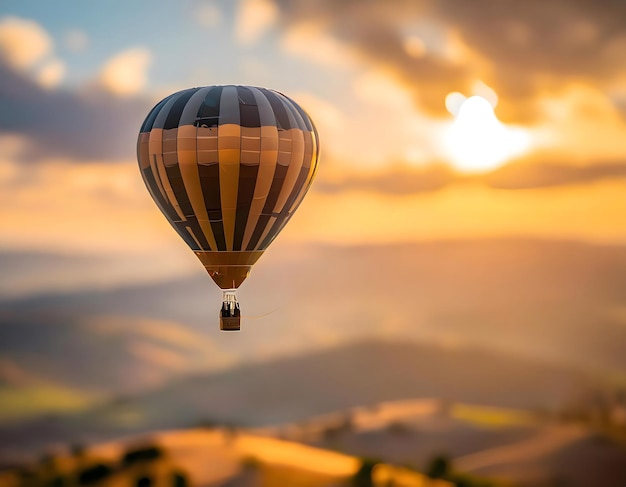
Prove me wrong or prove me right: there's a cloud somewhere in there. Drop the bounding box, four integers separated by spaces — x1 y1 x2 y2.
353 70 415 109
316 164 457 195
0 154 181 254
36 58 65 89
317 157 626 196
235 0 279 45
0 16 65 89
533 84 626 161
271 0 626 122
288 178 626 246
485 160 626 189
99 47 152 96
273 1 474 115
280 21 357 68
289 91 347 161
0 16 52 70
431 0 626 121
0 20 149 162
0 57 151 161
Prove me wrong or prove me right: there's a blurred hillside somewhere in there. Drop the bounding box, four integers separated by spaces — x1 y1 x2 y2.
2 238 626 406
0 340 620 464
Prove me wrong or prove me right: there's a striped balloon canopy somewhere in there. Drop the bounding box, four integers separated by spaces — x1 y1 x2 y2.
137 85 319 289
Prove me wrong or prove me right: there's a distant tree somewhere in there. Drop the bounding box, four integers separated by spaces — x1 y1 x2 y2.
78 463 114 485
135 475 152 487
70 443 86 458
323 412 355 444
196 418 218 429
426 454 451 479
122 445 164 467
351 458 379 487
342 412 355 431
38 453 56 469
322 423 342 442
16 467 37 487
48 475 66 487
447 473 498 487
438 469 503 487
171 471 189 487
241 456 261 471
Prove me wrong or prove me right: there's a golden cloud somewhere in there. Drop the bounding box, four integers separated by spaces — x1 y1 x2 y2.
235 0 279 45
0 16 52 70
284 179 626 246
280 20 357 68
0 15 65 88
0 149 177 254
36 58 65 89
99 47 152 96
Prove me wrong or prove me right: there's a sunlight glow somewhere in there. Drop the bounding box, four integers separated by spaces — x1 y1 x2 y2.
444 95 531 172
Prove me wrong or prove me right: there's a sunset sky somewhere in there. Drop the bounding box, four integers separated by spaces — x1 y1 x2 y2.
1 0 626 270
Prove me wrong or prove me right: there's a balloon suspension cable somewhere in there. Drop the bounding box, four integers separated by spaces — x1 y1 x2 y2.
242 305 282 320
219 289 241 332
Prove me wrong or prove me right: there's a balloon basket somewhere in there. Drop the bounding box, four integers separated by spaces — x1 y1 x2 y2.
220 290 241 331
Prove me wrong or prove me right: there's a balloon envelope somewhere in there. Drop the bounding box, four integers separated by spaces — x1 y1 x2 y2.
137 85 319 288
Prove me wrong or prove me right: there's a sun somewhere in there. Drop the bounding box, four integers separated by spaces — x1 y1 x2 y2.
443 94 531 172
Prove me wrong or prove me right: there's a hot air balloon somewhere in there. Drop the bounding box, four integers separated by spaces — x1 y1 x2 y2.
137 85 319 331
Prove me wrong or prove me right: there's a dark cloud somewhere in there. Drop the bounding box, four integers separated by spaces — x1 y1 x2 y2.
485 160 626 189
276 0 470 115
275 0 626 121
0 60 152 162
433 0 626 121
316 159 626 195
316 163 459 194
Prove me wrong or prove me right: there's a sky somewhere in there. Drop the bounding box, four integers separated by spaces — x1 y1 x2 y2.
1 0 626 268
1 0 626 423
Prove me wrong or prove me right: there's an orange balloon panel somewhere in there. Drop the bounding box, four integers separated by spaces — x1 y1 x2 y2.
137 85 319 289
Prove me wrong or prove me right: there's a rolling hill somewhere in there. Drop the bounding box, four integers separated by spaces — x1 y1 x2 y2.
0 340 606 463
